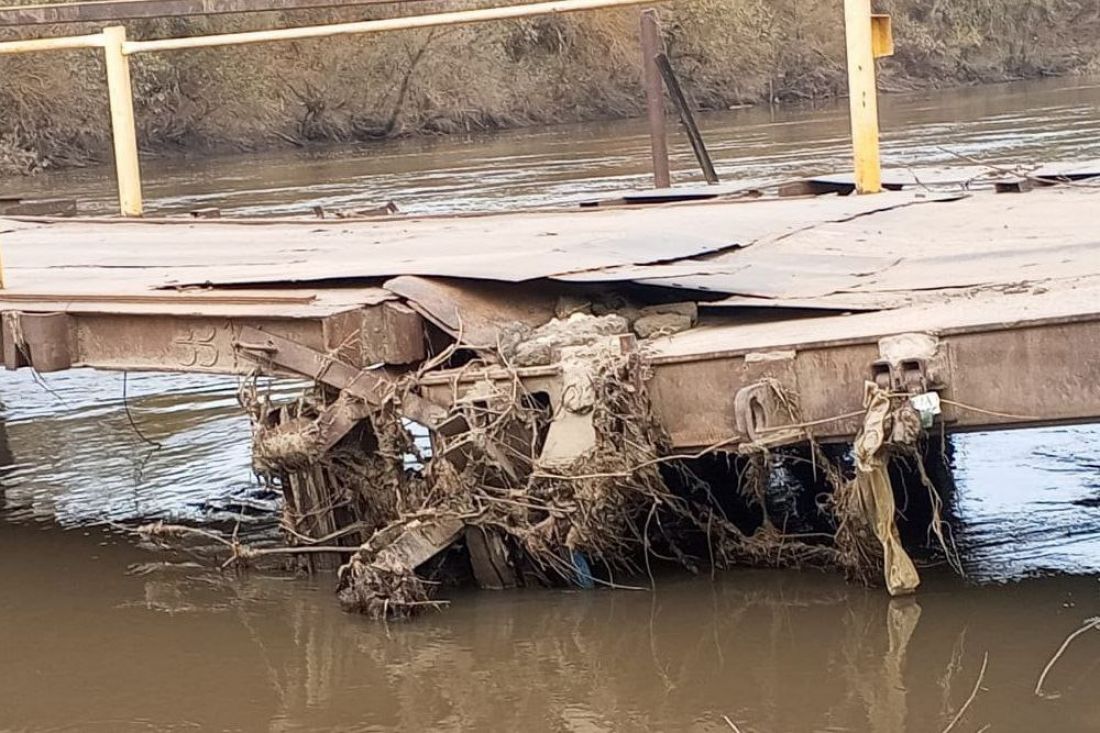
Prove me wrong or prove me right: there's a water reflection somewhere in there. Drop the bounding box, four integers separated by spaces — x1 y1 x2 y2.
4 518 1097 733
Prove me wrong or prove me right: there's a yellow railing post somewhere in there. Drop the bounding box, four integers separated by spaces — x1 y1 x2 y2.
844 0 882 194
103 25 143 216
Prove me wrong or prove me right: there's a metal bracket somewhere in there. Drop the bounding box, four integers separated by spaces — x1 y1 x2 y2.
1 312 73 372
871 14 894 58
872 333 950 394
733 380 803 448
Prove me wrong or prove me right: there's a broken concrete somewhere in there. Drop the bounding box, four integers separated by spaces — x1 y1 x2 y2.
506 313 630 366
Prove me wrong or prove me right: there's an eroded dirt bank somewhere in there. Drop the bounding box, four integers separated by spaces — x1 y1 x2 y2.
2 0 1100 174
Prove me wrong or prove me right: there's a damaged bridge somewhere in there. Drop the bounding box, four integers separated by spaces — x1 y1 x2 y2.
3 178 1100 614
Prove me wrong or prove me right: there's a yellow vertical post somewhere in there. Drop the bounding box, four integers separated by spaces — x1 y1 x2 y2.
103 25 143 216
844 0 882 194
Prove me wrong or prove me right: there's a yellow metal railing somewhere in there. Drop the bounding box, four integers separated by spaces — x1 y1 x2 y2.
0 0 891 219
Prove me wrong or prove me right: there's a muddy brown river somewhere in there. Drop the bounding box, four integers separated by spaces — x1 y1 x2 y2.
3 77 1100 732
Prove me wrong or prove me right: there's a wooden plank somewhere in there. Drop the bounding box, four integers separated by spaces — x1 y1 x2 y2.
465 526 518 589
655 52 719 185
374 518 464 570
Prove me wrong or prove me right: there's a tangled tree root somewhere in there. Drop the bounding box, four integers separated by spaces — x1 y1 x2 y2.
336 554 445 619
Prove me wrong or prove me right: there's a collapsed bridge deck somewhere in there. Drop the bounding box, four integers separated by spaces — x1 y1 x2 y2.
5 175 1100 608
2 182 1099 448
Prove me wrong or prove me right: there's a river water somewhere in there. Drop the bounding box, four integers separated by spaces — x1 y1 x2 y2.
2 77 1100 732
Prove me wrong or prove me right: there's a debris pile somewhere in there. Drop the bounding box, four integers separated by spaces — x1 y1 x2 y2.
227 300 957 619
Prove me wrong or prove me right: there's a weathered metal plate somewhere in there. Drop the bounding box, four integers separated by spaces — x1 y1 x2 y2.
3 186 1099 321
0 192 933 294
0 287 394 318
384 275 558 348
648 276 1100 363
559 246 900 298
577 181 763 207
701 292 910 312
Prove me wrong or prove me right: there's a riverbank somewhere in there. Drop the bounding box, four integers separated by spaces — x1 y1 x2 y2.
1 0 1099 175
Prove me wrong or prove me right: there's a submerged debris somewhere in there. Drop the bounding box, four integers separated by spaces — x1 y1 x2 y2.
217 299 958 619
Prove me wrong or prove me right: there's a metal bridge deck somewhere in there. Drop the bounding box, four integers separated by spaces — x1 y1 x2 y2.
2 184 1099 448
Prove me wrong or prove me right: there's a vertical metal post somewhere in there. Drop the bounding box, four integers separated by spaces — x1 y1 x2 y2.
103 25 143 216
640 9 670 189
844 0 882 194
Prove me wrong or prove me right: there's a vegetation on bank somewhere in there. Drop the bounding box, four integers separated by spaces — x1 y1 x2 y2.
1 0 1099 174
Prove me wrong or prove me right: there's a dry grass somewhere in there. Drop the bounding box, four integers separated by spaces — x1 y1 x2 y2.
3 0 1099 174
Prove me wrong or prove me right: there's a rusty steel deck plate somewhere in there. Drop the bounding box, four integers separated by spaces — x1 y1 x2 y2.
2 185 1100 336
2 192 941 295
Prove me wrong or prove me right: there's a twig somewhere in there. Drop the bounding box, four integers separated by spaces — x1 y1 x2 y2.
756 409 866 434
936 145 1098 188
221 544 359 569
132 521 357 570
137 521 235 548
939 398 1040 422
1035 617 1100 698
722 715 743 733
531 433 745 481
942 652 988 733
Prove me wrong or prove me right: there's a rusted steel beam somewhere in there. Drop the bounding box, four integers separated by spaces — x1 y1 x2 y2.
645 316 1100 449
5 300 1100 451
0 298 424 372
234 324 447 426
414 315 1100 450
0 0 427 27
70 313 336 374
1 312 72 372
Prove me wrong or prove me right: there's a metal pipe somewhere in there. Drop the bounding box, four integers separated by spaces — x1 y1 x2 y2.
639 9 669 189
103 26 144 216
843 0 882 194
0 32 104 54
123 0 658 54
